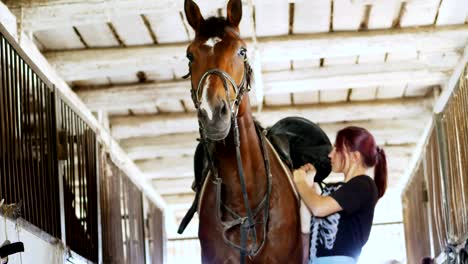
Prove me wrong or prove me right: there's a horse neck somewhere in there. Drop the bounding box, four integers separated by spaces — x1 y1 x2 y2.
214 105 267 209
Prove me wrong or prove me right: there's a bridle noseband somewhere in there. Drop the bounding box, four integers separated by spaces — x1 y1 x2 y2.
187 53 272 263
190 57 252 117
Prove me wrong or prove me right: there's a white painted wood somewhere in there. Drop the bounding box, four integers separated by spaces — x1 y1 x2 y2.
319 56 356 103
71 77 110 87
108 73 139 84
6 0 227 32
157 100 185 113
400 0 440 27
137 156 194 179
143 146 414 186
404 84 433 97
358 53 385 64
324 55 358 66
111 113 199 139
108 109 130 116
261 60 290 72
367 0 401 29
434 45 468 113
352 54 384 101
110 97 432 139
74 59 453 111
75 81 191 111
130 106 158 115
0 1 17 39
163 193 196 205
75 23 119 47
144 68 177 81
418 51 461 69
349 87 377 101
182 98 198 112
333 0 364 31
110 15 154 46
320 89 348 103
293 0 330 34
292 91 319 105
436 0 468 25
255 0 289 37
44 25 468 81
122 133 199 160
293 59 320 69
34 27 85 50
120 117 429 162
252 62 450 95
376 84 406 99
146 11 190 44
153 178 194 195
45 43 186 81
173 58 192 79
386 50 418 62
264 61 448 94
264 93 291 106
259 25 468 64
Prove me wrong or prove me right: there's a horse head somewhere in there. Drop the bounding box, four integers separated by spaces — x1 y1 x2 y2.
184 0 252 141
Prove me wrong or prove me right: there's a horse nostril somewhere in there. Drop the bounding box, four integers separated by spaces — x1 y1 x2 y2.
221 101 228 116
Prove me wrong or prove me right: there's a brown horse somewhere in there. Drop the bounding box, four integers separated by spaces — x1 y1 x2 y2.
184 0 303 263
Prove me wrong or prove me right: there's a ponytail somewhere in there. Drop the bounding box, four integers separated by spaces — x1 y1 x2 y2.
374 147 387 199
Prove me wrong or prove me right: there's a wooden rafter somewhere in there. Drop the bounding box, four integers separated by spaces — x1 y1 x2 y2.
110 97 433 139
44 25 468 81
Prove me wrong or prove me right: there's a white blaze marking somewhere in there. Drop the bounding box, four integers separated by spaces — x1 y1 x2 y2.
200 75 214 120
204 37 221 48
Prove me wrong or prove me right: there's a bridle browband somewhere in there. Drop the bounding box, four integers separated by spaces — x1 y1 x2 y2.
186 50 272 263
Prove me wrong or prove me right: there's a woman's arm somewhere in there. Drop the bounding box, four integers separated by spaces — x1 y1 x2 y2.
293 166 343 217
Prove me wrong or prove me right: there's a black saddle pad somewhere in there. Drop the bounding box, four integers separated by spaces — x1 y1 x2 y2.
266 116 332 182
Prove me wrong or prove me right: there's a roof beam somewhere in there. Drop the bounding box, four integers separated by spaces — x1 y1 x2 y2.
110 97 433 139
122 116 430 160
149 145 414 194
44 25 468 81
75 55 457 111
142 145 414 181
5 0 226 32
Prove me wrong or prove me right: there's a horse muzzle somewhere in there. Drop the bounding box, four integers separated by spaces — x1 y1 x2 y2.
198 99 231 141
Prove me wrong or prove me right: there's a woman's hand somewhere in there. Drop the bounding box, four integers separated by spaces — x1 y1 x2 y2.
299 163 316 174
294 163 316 185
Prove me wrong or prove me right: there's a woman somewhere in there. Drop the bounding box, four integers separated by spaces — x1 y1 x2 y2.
293 126 387 264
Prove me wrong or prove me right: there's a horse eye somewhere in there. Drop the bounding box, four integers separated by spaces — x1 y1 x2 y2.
187 52 194 62
238 47 247 57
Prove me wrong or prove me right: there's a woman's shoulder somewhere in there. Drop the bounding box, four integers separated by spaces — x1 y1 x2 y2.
348 175 378 193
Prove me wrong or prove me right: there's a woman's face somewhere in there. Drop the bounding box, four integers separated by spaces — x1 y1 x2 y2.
328 145 348 173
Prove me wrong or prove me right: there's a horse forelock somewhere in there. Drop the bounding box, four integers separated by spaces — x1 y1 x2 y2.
197 17 241 41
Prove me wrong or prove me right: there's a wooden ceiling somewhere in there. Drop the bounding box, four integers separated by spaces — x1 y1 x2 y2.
4 0 467 238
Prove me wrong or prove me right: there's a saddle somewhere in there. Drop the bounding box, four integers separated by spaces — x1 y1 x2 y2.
178 116 332 234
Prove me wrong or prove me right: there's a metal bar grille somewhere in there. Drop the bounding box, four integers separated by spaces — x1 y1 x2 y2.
58 98 99 262
403 64 468 261
402 135 434 264
436 64 468 246
148 201 166 264
0 31 61 238
100 154 146 264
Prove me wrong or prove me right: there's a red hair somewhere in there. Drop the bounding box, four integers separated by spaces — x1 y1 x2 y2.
335 126 387 198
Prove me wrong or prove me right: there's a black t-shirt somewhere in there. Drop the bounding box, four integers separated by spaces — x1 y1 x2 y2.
313 175 378 260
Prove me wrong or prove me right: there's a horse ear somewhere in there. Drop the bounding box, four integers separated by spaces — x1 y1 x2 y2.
227 0 242 28
184 0 204 31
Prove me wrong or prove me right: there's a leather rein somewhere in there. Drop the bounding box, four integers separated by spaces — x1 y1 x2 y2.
187 54 272 263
